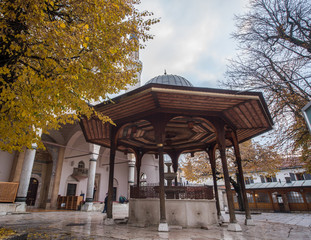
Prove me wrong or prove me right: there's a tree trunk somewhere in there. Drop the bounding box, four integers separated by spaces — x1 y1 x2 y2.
230 174 244 211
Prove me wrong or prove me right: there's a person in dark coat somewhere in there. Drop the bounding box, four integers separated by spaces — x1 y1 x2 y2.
102 193 108 213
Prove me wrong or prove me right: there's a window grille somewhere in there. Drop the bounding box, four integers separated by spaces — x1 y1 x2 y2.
260 175 265 183
287 191 304 203
246 193 254 203
289 173 296 181
296 173 304 181
244 177 254 185
245 178 250 185
285 177 291 183
255 192 270 203
233 193 238 203
305 192 311 203
78 161 85 169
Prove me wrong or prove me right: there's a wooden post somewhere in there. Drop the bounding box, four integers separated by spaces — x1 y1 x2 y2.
207 145 222 221
231 131 254 225
158 143 166 222
281 193 291 212
149 114 169 232
135 151 143 188
267 191 275 211
300 189 310 211
106 128 117 222
215 120 241 232
253 191 258 209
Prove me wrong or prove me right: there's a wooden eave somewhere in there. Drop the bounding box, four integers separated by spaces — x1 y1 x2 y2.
80 83 273 153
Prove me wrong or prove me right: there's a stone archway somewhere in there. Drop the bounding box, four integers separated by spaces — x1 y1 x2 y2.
26 177 39 206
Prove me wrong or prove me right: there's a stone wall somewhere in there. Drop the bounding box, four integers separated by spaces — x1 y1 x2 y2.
128 198 217 228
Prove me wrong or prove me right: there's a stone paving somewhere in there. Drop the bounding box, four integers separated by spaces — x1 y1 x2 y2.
0 207 310 239
224 211 311 228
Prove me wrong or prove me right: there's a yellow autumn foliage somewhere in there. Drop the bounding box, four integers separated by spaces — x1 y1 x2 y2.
0 0 159 152
0 227 16 239
180 140 282 182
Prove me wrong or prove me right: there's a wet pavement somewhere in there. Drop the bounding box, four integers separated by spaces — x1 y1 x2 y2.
0 208 310 239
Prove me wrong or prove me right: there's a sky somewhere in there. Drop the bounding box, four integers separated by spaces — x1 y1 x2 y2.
137 0 249 88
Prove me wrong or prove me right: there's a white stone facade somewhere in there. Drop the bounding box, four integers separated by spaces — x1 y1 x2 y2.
0 124 159 208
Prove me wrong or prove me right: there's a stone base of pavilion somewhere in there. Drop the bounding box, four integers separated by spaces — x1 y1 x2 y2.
128 198 217 229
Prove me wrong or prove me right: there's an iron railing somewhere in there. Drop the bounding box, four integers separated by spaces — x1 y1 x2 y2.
130 185 213 200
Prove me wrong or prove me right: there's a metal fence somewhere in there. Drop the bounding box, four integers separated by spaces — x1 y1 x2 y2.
130 185 213 200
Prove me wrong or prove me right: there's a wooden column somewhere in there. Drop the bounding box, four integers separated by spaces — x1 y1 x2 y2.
215 120 241 231
135 150 143 188
158 143 166 222
281 193 291 212
301 189 310 211
231 131 254 225
207 145 222 220
107 128 117 221
150 114 169 232
253 191 258 209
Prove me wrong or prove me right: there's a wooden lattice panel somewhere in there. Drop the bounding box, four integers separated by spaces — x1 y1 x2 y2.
0 182 19 203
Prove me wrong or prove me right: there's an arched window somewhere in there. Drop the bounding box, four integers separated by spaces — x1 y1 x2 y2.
140 173 147 186
78 161 85 169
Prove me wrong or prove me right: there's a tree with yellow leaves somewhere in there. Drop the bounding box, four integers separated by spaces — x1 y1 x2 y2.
0 0 158 151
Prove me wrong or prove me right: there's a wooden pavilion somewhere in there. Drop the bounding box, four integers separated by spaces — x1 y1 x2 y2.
80 74 273 231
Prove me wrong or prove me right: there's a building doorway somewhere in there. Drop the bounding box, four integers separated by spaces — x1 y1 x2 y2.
66 183 77 196
26 178 39 206
93 174 100 201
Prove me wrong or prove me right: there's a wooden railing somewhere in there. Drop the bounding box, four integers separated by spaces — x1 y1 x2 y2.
0 182 19 203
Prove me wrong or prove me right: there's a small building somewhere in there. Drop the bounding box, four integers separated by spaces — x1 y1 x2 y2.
233 159 311 212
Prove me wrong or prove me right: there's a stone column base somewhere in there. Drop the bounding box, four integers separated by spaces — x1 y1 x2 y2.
81 202 93 212
15 202 27 212
104 218 114 225
158 222 169 232
245 218 255 226
228 223 242 232
218 215 224 224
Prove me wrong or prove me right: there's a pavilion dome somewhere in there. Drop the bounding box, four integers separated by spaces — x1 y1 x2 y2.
145 73 193 87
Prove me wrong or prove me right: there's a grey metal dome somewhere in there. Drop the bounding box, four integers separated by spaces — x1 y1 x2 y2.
145 74 193 87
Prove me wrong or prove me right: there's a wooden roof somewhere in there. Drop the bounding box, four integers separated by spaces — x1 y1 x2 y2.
80 83 273 153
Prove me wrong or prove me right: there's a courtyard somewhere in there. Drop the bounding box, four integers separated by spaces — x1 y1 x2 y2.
0 208 310 240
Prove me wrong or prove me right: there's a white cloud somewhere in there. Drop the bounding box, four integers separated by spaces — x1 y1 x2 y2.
137 0 248 87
